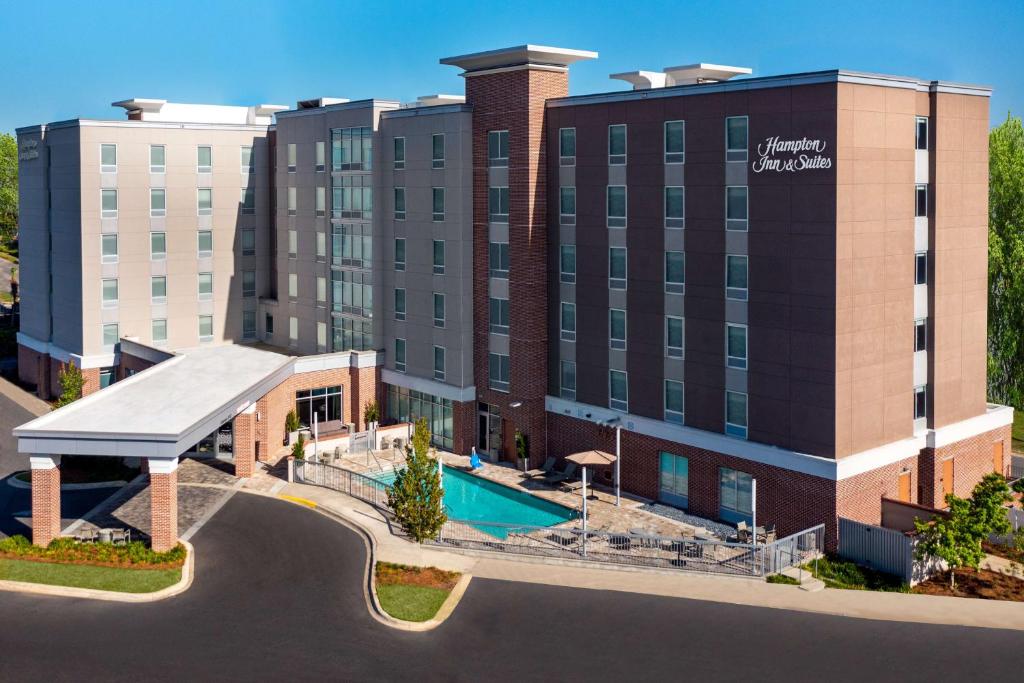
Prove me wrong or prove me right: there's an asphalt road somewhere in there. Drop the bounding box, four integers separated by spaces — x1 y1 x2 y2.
1 493 1022 682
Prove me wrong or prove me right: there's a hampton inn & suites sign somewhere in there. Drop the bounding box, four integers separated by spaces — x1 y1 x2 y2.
751 136 831 173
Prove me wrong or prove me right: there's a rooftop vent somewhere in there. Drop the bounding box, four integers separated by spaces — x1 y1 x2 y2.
296 97 350 110
610 63 752 90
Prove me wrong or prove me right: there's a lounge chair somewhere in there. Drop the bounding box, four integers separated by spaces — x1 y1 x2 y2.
736 521 751 544
525 457 556 479
542 462 577 486
560 469 594 493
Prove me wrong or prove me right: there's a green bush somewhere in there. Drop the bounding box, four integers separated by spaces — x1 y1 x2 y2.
804 554 909 592
766 573 800 585
285 409 300 434
0 534 186 568
291 432 306 460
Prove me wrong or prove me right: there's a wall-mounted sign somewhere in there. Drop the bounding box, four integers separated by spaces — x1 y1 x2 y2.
18 139 39 161
752 136 831 173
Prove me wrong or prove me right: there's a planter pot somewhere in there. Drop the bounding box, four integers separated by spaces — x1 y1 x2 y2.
287 431 299 447
520 458 529 473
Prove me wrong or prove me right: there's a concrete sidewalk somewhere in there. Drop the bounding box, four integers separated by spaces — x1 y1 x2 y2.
275 478 1024 631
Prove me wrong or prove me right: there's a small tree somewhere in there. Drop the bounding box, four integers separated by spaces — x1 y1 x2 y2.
291 433 306 460
914 494 987 589
515 430 529 471
969 472 1013 538
363 399 380 426
386 417 446 542
55 363 85 408
285 409 300 435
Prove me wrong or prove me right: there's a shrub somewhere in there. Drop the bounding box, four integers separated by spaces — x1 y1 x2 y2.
55 364 85 407
285 409 300 435
0 534 186 568
291 433 306 460
363 400 381 425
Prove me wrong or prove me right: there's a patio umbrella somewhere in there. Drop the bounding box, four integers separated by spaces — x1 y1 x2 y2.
563 450 617 554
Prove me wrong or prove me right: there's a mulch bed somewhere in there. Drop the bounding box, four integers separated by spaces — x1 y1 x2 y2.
0 552 184 571
982 540 1024 564
375 562 460 591
914 568 1024 602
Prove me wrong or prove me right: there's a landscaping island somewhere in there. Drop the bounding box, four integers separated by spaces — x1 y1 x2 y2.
374 562 460 622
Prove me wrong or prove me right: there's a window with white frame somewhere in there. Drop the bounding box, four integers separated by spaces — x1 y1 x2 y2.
608 124 626 165
725 116 748 162
725 391 748 439
315 141 325 172
560 186 576 224
915 319 927 352
241 228 255 256
102 323 119 348
609 308 626 350
101 189 118 218
241 145 254 173
664 120 685 164
489 242 509 279
433 240 445 275
726 323 748 370
607 186 627 227
560 244 576 284
719 466 753 523
726 186 748 230
316 187 326 216
434 346 446 381
915 117 928 151
289 316 298 345
665 251 685 294
151 275 167 304
489 297 509 335
394 238 406 271
150 188 166 217
394 288 406 321
316 322 327 349
288 273 298 299
726 255 748 300
395 338 406 372
152 319 167 343
197 230 213 257
489 186 509 223
101 278 118 307
431 133 445 168
560 360 576 401
915 185 927 218
316 231 326 261
288 187 297 215
197 188 212 216
488 130 509 167
101 234 118 264
394 187 406 220
150 145 165 173
609 247 627 290
243 270 256 298
100 144 117 173
432 187 445 221
560 302 576 342
198 272 213 300
151 232 166 260
609 369 628 412
489 353 510 392
665 186 685 228
288 230 297 258
393 137 405 170
559 127 576 165
433 292 445 328
198 315 213 342
244 311 257 339
316 275 326 305
197 146 212 173
665 379 684 425
666 316 684 358
287 143 296 173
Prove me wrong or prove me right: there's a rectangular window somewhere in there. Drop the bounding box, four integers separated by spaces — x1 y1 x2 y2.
725 391 748 439
665 120 685 164
395 338 406 372
609 247 627 290
197 188 212 216
288 230 297 258
197 145 212 173
101 234 118 264
609 369 628 412
433 240 445 275
914 385 927 420
559 187 576 224
100 143 117 173
198 272 213 300
607 186 627 228
432 133 445 168
726 255 748 301
394 187 406 220
289 316 298 344
726 186 748 230
488 130 509 167
288 273 298 299
560 302 576 342
608 124 627 165
101 278 118 307
316 187 326 216
152 319 167 343
609 308 626 350
197 230 213 257
150 188 166 217
559 127 576 165
287 187 297 215
102 323 119 348
489 242 509 279
151 232 166 260
719 466 753 524
726 116 749 162
432 187 445 221
560 360 576 401
433 292 445 328
316 231 326 260
665 380 684 425
915 252 927 285
394 238 406 271
666 316 684 358
433 346 446 381
665 251 685 294
915 319 927 352
317 322 327 349
330 127 373 172
241 145 254 173
244 311 257 339
241 187 255 214
665 186 685 228
265 313 274 337
151 275 167 303
393 137 406 170
287 143 296 173
489 297 510 334
315 141 325 172
726 323 748 370
560 244 576 284
101 189 118 218
242 270 256 298
150 145 165 173
915 117 928 151
198 315 213 342
915 185 927 218
394 288 406 321
489 186 509 223
489 353 510 392
316 276 326 304
659 452 689 508
241 228 255 256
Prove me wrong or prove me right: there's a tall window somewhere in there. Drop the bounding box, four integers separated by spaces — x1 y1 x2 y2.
609 370 628 412
289 316 298 345
433 293 445 328
287 143 297 172
101 189 117 218
198 230 213 256
245 311 258 340
664 120 685 164
665 187 685 228
316 187 326 216
726 324 748 370
101 278 118 307
489 242 509 279
150 189 166 217
915 252 928 285
665 252 685 294
294 386 342 428
287 187 297 215
197 145 212 173
725 116 748 162
100 144 117 173
394 187 406 220
915 319 927 352
315 141 325 172
915 117 929 151
393 137 406 170
608 124 627 165
433 240 445 274
726 186 748 230
151 232 166 260
666 316 684 358
288 230 297 258
151 276 167 303
659 452 688 508
241 145 254 174
394 288 406 321
560 244 576 284
241 187 255 214
101 234 118 264
719 466 753 524
915 185 928 218
488 130 509 167
150 145 166 173
560 360 576 401
198 314 214 342
152 319 167 343
726 255 748 301
489 186 509 222
609 309 626 350
242 270 256 298
395 339 406 372
665 380 684 425
102 323 119 348
198 272 213 300
607 186 627 227
560 302 576 342
316 276 326 304
560 187 576 224
394 238 406 271
197 188 213 216
432 133 445 168
489 297 509 334
432 187 445 221
433 346 446 381
559 127 576 165
914 385 927 420
288 273 298 298
725 391 748 439
609 247 627 290
489 353 510 392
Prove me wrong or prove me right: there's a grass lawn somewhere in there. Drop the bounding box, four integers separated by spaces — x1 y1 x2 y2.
803 555 910 592
0 558 181 593
1013 410 1024 454
766 573 800 585
375 562 460 622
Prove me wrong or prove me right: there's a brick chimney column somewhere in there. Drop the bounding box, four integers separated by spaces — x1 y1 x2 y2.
30 455 61 547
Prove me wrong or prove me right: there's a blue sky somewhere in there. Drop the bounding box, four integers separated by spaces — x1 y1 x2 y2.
1 0 1022 132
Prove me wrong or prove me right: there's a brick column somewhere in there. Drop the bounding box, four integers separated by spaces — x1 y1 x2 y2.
148 457 179 552
234 411 256 478
30 455 61 547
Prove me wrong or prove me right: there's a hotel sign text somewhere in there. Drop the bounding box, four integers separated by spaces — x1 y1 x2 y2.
752 136 831 173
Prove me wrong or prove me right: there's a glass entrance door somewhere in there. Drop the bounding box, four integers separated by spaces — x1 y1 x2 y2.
477 403 502 460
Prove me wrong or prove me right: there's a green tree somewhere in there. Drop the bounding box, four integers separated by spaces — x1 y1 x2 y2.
988 114 1024 407
969 472 1013 538
291 432 306 460
363 399 380 425
0 132 16 248
386 417 446 542
914 494 987 589
54 363 85 408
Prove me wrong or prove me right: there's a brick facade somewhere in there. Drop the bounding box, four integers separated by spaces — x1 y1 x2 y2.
117 351 158 380
233 411 256 477
149 470 178 552
452 399 476 455
30 464 61 547
918 425 1011 508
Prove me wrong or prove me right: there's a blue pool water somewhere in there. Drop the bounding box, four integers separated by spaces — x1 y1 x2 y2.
371 466 576 538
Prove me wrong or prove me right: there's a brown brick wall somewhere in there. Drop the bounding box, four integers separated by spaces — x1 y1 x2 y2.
918 425 1010 507
149 469 178 552
452 399 475 455
30 464 61 547
117 352 158 380
836 455 918 528
233 411 256 477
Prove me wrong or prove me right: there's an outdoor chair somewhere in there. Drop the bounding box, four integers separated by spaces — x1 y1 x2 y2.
524 457 556 479
559 469 594 493
736 521 751 543
542 462 577 486
110 528 131 545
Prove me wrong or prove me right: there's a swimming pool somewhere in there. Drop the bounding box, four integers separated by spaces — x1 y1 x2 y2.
372 466 576 538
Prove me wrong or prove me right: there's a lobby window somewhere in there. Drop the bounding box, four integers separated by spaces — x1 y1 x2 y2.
489 242 509 279
434 346 446 382
288 273 298 299
559 127 576 165
659 452 689 508
288 230 297 258
317 276 326 304
393 137 405 170
394 187 406 220
244 311 257 340
726 255 748 301
609 369 628 412
726 323 748 370
242 270 256 298
151 275 167 304
915 319 927 352
395 338 406 372
198 272 213 301
150 188 166 217
101 189 118 218
609 308 626 350
394 288 406 321
102 323 119 349
666 251 685 294
915 117 929 151
432 133 445 169
101 278 118 307
664 120 685 164
100 143 117 173
241 188 255 214
198 230 213 257
915 185 927 218
315 141 325 172
607 186 627 228
316 232 326 261
294 385 342 428
725 116 749 162
914 385 927 420
287 143 296 173
666 316 684 358
433 292 445 328
432 187 445 222
489 297 510 335
725 391 748 439
433 240 445 275
241 145 254 174
560 244 576 284
609 247 627 290
197 188 213 216
241 228 255 256
152 319 167 344
394 238 406 271
150 145 166 173
197 146 212 173
489 353 510 392
151 232 166 260
560 302 576 342
198 315 214 342
915 252 928 285
726 186 748 230
101 234 118 264
560 360 576 401
608 124 627 165
665 380 684 425
489 186 509 223
719 466 753 524
560 187 576 225
287 187 297 215
289 316 298 345
488 130 509 167
316 187 326 217
665 187 685 228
